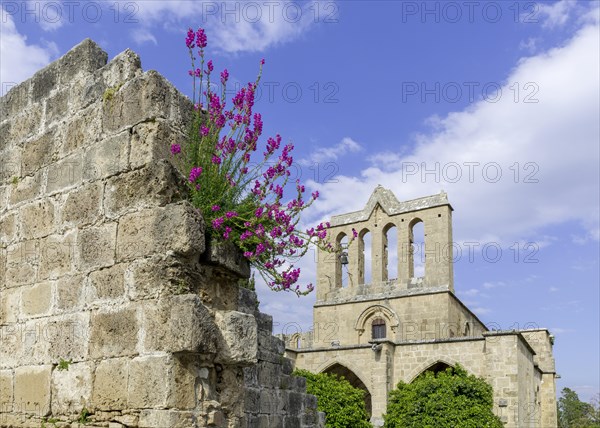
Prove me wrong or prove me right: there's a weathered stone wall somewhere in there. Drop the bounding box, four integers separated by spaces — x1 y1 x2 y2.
0 39 322 428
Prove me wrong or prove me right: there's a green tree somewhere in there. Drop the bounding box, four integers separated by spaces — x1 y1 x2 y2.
383 364 503 428
558 388 600 428
294 369 371 428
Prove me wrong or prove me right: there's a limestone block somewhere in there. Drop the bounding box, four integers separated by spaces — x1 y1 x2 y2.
102 71 174 133
203 239 251 279
138 409 196 428
22 282 53 317
46 152 83 194
127 356 170 408
63 105 102 155
142 294 217 354
104 160 186 218
125 254 194 299
0 370 13 412
56 39 108 86
92 358 128 410
77 222 117 272
83 131 129 181
128 120 183 170
0 148 21 185
14 365 51 415
101 49 142 89
62 181 103 227
51 361 92 414
21 129 57 176
0 212 17 246
56 274 85 311
89 306 138 358
0 185 8 213
0 324 23 369
4 240 38 288
88 264 126 301
31 63 58 103
8 172 42 206
46 313 90 361
45 89 70 125
0 286 20 324
4 104 42 145
38 231 76 280
168 357 198 409
215 310 258 365
0 80 30 123
116 202 204 262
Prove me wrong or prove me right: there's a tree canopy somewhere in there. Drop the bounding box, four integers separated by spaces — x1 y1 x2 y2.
558 388 600 428
294 369 371 428
383 364 503 428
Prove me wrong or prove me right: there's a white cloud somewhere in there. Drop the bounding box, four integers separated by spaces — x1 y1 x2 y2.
0 9 57 95
472 306 492 316
130 1 328 52
305 14 600 246
300 137 363 165
483 281 507 289
26 0 65 31
132 28 158 46
519 37 540 53
536 0 576 28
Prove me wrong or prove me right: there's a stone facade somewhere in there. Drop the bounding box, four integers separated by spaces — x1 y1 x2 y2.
284 187 558 427
0 40 322 428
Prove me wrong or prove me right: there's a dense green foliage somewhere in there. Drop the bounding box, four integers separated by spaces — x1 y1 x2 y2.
294 369 371 428
558 388 600 428
383 364 503 428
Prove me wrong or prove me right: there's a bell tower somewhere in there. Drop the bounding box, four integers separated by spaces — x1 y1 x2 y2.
316 187 454 302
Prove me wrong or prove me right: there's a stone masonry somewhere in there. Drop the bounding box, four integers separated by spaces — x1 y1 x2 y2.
0 40 322 428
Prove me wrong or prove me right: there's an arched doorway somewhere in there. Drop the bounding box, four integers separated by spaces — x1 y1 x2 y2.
322 363 372 416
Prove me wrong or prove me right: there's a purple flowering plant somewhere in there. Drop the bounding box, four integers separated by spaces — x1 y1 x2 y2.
172 28 342 295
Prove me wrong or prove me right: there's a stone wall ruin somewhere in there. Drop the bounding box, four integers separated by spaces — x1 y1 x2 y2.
0 39 322 428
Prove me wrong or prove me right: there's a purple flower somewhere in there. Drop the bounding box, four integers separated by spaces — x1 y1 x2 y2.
223 226 232 239
206 60 214 74
352 228 358 238
211 205 220 212
196 28 207 49
220 69 229 84
200 126 210 136
225 211 238 219
211 155 221 165
186 28 195 49
189 167 203 183
170 144 181 155
212 217 224 230
243 251 254 258
312 190 319 199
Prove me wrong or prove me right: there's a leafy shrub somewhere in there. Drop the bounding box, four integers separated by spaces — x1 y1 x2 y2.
383 364 503 428
294 369 371 428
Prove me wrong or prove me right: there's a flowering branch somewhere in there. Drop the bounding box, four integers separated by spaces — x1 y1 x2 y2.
172 27 343 295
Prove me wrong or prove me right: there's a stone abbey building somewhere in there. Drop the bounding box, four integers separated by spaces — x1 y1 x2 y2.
284 187 558 427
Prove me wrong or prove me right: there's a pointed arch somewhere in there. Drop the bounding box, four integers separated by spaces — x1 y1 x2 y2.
407 357 463 383
408 217 425 278
319 361 372 416
383 222 398 281
335 231 349 288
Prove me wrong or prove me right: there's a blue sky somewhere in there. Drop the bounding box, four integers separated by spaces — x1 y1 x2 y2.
2 0 599 401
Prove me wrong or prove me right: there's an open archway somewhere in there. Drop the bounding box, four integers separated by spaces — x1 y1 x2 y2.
322 363 372 416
